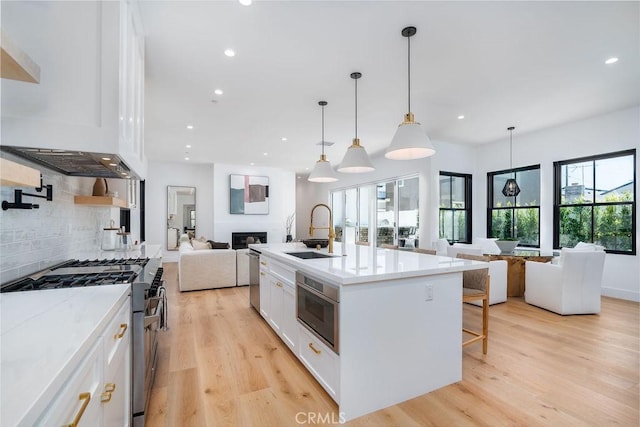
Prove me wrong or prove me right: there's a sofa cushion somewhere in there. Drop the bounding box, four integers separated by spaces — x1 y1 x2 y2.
207 240 230 249
191 239 212 250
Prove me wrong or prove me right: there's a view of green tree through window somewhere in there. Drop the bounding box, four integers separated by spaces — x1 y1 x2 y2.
487 165 540 247
554 149 636 254
439 172 471 243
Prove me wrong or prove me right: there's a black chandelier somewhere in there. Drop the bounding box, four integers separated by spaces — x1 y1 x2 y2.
502 126 521 197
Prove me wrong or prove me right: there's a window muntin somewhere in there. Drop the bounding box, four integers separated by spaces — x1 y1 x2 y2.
554 150 635 254
439 172 472 243
487 165 541 247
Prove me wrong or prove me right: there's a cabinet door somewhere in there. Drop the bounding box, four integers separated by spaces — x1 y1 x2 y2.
34 339 103 426
259 267 270 320
281 283 297 352
102 299 131 426
269 275 284 335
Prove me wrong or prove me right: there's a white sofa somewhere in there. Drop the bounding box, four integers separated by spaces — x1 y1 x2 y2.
526 249 606 315
178 241 237 291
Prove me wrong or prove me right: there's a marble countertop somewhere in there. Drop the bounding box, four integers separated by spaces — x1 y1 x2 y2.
251 242 487 285
0 284 130 426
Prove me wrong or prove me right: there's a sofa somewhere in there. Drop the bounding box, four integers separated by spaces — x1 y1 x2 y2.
178 239 250 291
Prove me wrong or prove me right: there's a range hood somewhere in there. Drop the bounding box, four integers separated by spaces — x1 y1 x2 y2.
0 146 140 179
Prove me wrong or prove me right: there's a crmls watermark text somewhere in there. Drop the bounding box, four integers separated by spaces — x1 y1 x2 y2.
295 411 346 424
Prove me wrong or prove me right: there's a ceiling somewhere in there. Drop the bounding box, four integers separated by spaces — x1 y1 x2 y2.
139 1 640 175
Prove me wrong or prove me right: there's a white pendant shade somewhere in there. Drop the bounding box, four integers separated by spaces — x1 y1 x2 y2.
338 139 375 173
385 116 436 160
308 155 338 182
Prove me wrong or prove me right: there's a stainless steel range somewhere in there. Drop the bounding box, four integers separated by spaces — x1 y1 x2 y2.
0 256 166 427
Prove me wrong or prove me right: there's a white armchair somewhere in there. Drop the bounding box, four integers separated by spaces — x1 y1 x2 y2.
525 251 606 315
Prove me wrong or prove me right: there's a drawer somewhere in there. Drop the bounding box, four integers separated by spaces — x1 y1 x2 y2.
298 324 339 401
104 298 131 369
34 339 103 427
268 258 296 285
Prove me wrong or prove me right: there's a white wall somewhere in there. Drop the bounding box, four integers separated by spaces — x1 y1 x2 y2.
473 106 639 301
213 163 296 245
0 154 136 283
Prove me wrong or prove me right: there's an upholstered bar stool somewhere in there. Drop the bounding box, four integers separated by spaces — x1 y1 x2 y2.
456 253 490 354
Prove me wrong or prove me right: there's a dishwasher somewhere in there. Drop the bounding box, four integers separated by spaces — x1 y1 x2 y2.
248 248 261 312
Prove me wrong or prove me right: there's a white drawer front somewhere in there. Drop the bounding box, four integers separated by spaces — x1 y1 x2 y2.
104 298 131 369
298 324 339 401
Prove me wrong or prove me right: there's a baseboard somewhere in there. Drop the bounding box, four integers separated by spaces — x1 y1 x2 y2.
602 286 640 302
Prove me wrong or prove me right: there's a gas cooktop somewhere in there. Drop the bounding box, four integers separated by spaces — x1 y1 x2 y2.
0 257 152 293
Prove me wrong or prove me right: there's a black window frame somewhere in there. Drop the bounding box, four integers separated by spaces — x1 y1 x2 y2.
553 149 636 255
439 171 472 243
487 164 541 248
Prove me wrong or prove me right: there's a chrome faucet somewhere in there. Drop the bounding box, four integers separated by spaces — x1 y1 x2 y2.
309 203 335 254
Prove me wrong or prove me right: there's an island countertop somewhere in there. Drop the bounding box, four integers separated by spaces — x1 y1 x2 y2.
250 242 487 285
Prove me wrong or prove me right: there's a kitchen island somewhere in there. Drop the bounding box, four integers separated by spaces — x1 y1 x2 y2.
251 242 488 422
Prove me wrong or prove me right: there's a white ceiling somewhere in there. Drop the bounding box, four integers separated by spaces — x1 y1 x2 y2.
139 1 640 175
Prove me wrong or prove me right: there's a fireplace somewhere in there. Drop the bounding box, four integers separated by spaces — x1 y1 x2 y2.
232 232 267 250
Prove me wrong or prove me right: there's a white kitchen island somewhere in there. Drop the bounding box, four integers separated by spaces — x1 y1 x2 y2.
251 242 488 422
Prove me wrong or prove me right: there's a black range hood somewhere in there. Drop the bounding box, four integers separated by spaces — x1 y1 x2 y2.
0 146 139 179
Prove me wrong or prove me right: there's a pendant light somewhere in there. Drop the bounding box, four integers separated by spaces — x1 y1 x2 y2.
308 101 338 183
385 26 436 160
501 126 521 197
338 72 375 173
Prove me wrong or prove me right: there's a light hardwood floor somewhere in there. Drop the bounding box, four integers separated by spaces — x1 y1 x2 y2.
147 263 639 426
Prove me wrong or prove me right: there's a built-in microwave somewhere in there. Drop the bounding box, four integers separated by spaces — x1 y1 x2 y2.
296 271 340 354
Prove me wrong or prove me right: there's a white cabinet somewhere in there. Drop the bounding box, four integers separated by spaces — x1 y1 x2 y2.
298 324 339 400
33 296 131 426
259 255 297 352
1 0 146 178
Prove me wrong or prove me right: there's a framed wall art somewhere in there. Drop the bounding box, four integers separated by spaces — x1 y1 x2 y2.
229 174 269 214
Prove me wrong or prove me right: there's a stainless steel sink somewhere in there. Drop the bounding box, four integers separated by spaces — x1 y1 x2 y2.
285 251 334 260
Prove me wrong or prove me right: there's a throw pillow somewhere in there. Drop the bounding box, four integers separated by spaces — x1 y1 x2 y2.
207 240 230 249
192 239 212 250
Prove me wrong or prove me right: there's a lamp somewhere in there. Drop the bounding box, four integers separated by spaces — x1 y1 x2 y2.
308 101 338 183
501 126 521 197
386 26 436 161
338 72 375 173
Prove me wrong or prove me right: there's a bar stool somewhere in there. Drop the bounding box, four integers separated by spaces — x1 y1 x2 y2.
456 253 490 354
414 248 436 255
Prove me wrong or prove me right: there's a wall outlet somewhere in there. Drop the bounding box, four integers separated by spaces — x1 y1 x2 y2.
425 284 434 301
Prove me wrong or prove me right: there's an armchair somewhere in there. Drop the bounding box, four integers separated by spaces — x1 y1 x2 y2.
525 251 605 315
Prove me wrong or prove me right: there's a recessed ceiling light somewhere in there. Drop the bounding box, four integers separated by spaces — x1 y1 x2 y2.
605 57 619 65
214 89 223 95
457 115 465 120
186 125 194 130
185 156 190 161
224 49 235 57
185 144 192 148
101 157 111 161
250 162 255 166
239 0 252 6
263 152 268 156
120 172 128 176
109 163 117 167
281 137 287 141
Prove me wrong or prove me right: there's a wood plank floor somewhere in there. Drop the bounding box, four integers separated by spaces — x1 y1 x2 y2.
146 263 639 426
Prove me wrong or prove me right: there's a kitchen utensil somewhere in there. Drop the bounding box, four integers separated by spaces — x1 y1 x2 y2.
101 219 119 251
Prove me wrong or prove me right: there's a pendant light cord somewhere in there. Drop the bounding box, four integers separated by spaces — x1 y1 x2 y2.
354 77 358 139
407 34 411 113
321 104 325 156
509 128 513 169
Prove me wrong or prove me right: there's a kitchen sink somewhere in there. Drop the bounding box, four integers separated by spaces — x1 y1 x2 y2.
285 251 334 260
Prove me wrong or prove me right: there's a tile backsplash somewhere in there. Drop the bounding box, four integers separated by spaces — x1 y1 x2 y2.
0 161 114 283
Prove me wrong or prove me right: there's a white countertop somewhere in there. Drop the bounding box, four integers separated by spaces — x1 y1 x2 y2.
72 243 162 261
0 284 130 426
251 242 487 285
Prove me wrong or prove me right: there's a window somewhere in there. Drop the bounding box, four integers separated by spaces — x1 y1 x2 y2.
487 165 541 247
331 175 419 248
554 149 636 254
439 172 472 243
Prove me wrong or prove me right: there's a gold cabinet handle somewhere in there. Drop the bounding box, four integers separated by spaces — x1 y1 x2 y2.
101 383 116 403
260 272 266 276
276 282 283 288
309 342 321 355
114 323 127 339
260 261 267 266
65 392 91 427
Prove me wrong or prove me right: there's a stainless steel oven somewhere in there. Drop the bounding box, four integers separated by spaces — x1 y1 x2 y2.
296 271 339 354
